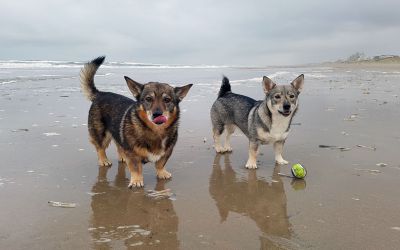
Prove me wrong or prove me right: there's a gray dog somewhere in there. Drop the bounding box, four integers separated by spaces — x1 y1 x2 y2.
210 75 304 168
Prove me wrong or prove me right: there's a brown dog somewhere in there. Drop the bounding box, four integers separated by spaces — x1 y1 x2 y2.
80 56 192 188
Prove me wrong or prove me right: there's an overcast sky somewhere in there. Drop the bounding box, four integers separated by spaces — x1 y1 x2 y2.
1 0 399 65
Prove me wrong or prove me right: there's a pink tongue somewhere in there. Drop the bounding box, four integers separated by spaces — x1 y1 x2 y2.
153 115 167 124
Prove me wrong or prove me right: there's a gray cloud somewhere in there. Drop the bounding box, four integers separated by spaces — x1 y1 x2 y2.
1 0 399 65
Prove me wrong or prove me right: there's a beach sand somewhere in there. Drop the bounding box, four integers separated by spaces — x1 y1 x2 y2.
1 63 400 249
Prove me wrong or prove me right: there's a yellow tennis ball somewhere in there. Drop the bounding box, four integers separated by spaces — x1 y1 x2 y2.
291 163 307 179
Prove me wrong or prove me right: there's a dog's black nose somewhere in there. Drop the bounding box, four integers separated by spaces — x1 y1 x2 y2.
152 110 163 119
283 103 291 111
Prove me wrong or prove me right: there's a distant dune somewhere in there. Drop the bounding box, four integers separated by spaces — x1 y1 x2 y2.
339 54 400 64
321 54 400 69
367 55 400 64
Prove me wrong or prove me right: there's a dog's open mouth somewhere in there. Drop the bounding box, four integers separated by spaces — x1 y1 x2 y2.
152 115 167 125
279 110 291 117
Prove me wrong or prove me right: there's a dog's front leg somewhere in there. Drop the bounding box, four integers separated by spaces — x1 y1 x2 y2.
126 158 144 188
155 148 172 180
274 140 288 165
245 141 259 169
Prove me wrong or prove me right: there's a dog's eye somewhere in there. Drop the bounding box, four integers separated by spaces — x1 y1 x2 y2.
289 94 295 98
145 96 153 102
163 97 171 103
274 95 281 99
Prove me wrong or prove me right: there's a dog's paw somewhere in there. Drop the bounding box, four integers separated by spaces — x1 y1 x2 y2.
99 159 112 167
157 169 172 179
245 161 258 169
276 159 289 165
223 146 233 152
128 178 144 188
215 145 226 153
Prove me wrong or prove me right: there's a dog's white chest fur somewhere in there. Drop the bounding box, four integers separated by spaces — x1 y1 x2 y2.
147 151 165 162
146 138 167 162
257 115 290 143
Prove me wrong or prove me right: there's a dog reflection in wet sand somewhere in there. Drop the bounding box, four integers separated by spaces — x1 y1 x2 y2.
89 163 178 249
209 154 291 249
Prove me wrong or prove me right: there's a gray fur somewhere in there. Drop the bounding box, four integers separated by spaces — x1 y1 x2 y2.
80 56 105 101
210 75 304 167
211 92 256 137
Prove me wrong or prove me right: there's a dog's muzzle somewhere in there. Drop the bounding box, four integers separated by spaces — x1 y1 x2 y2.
278 110 291 117
152 111 167 125
279 103 292 117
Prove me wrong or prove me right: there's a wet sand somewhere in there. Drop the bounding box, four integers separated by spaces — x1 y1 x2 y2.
1 64 400 249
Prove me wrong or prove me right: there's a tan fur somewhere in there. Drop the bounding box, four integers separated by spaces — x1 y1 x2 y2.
90 132 112 166
126 158 143 187
162 108 178 129
80 62 99 101
137 106 178 134
137 109 160 132
155 147 173 179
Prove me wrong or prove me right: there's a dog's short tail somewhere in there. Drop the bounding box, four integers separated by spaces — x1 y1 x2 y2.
218 76 231 98
80 56 105 101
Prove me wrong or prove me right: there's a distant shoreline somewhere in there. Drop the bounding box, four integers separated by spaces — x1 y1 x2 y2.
0 58 398 71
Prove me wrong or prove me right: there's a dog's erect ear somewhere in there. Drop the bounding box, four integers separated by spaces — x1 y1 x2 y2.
262 76 276 94
174 84 193 102
124 76 143 99
291 74 304 93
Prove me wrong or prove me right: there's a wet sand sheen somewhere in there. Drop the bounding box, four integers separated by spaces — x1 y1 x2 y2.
0 65 400 249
